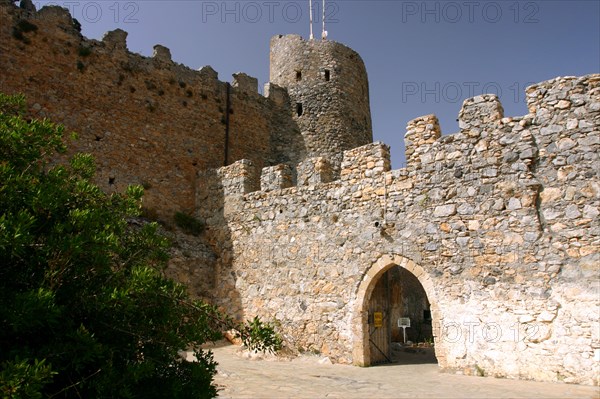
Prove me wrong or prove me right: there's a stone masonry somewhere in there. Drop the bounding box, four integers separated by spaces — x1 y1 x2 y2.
0 3 302 219
1 1 598 386
198 76 599 385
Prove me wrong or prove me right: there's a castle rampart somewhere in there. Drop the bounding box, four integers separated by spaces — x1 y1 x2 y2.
199 75 599 385
0 3 300 219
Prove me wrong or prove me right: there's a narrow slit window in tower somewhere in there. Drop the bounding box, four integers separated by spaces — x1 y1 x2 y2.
296 70 302 81
296 103 303 117
324 69 330 81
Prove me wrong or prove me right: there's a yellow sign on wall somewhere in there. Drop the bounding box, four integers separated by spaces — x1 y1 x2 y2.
373 312 383 328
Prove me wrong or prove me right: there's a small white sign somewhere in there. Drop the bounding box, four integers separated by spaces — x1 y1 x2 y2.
398 317 411 328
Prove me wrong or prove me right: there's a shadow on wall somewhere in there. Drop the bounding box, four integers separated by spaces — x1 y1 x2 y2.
264 83 308 176
195 164 246 323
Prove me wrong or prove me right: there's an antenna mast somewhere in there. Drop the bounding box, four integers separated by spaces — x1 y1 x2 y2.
322 0 327 39
309 0 314 40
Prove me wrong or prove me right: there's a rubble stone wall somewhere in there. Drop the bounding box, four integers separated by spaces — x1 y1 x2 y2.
0 3 296 219
200 75 599 385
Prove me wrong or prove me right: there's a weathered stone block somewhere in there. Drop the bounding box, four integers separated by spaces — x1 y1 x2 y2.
433 204 457 217
458 94 504 132
198 65 218 80
263 83 288 105
260 164 293 192
232 72 258 95
297 157 333 186
152 44 172 62
102 29 128 51
404 114 441 169
219 159 259 196
341 142 390 181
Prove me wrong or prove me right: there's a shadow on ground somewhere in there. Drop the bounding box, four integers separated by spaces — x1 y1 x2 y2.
377 342 437 366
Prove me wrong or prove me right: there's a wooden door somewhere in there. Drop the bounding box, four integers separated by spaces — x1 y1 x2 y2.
368 270 391 364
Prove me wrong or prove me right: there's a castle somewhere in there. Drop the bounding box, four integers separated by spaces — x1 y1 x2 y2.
1 1 598 385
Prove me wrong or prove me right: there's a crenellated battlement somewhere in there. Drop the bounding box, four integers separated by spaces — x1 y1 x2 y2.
525 75 600 113
217 160 259 196
101 28 128 52
297 157 334 186
458 94 504 133
16 4 269 96
261 164 293 192
0 1 303 219
204 73 598 215
203 75 600 208
404 114 442 167
232 73 259 96
205 141 391 199
340 142 391 181
263 83 289 106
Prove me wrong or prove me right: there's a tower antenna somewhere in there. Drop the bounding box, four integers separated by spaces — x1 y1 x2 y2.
322 0 327 39
309 0 314 40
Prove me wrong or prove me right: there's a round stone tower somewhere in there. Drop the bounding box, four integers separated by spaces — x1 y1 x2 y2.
269 34 373 174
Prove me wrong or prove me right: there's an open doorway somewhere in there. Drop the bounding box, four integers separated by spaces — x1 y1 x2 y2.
362 261 437 366
387 266 436 364
352 255 441 367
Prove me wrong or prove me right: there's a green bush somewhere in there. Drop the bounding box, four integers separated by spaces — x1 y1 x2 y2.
174 211 205 236
0 358 55 399
240 316 283 354
0 93 225 398
0 93 283 397
78 45 92 57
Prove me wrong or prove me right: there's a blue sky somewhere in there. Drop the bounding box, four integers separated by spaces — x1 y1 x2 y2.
35 0 600 167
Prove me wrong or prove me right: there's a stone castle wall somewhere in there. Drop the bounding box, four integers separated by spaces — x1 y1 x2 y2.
0 4 372 213
199 75 599 385
0 3 300 220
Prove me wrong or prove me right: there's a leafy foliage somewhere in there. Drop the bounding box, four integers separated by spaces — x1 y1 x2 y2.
174 211 205 236
0 358 55 399
240 316 283 354
77 46 92 57
0 93 227 398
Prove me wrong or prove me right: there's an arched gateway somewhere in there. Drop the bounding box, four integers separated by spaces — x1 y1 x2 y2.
351 254 445 367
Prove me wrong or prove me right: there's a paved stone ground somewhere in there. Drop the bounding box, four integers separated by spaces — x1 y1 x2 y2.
206 343 600 398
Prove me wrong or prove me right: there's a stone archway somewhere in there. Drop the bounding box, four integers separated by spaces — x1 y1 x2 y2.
351 254 445 367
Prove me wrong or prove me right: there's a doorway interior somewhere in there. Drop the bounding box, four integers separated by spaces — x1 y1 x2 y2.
367 265 437 365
